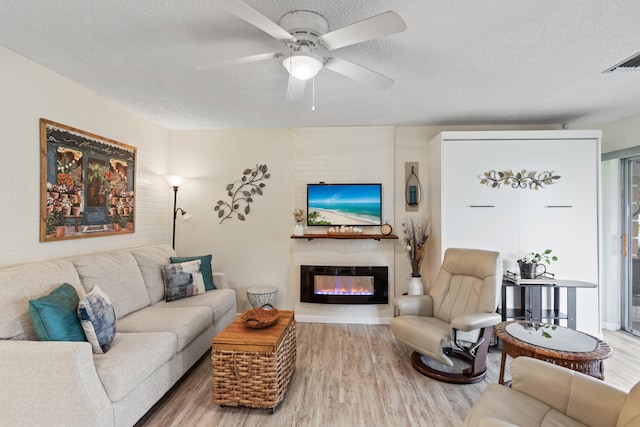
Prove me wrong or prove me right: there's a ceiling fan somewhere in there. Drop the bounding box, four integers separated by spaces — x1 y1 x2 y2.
214 0 407 100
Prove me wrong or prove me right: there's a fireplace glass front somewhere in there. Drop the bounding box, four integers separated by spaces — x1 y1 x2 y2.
300 265 388 304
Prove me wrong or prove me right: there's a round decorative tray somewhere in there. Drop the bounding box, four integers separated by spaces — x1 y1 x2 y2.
240 307 280 329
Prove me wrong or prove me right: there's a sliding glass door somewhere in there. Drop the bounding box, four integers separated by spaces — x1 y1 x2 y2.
624 158 640 336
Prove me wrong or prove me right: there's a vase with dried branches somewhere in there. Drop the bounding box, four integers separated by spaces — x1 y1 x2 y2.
403 217 430 277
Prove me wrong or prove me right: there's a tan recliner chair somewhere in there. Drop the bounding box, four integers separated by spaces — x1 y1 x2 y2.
390 248 502 384
463 356 640 427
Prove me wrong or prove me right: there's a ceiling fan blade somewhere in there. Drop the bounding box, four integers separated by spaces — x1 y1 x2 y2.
325 57 394 90
200 52 282 69
286 75 308 102
319 11 406 50
216 0 294 41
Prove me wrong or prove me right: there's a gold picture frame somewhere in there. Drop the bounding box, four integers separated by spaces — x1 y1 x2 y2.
40 119 136 242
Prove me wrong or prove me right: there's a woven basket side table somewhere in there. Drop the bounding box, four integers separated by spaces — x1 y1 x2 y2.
494 320 612 385
212 310 296 411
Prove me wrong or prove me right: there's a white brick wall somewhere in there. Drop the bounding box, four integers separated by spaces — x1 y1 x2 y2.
292 126 396 324
0 46 170 267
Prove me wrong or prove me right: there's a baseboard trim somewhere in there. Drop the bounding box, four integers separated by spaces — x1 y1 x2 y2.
294 314 392 325
601 321 621 331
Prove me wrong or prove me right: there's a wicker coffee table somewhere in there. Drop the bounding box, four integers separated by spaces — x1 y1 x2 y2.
495 320 612 384
212 310 296 411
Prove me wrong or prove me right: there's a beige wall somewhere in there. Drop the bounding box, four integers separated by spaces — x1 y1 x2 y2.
0 46 170 267
167 128 293 311
601 113 640 153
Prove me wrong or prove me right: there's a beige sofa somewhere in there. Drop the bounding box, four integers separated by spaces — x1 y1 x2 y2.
463 356 640 427
0 244 237 427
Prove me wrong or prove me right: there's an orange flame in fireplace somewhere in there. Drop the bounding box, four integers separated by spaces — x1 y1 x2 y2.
314 275 374 296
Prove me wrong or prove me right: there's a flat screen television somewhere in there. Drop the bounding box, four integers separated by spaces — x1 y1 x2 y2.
307 183 382 226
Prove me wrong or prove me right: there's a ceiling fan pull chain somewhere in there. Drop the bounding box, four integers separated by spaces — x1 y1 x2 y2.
287 56 294 101
312 77 316 112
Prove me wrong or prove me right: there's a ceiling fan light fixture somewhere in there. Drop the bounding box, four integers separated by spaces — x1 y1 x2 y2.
283 51 323 80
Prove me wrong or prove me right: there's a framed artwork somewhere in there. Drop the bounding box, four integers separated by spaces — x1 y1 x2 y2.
40 119 136 242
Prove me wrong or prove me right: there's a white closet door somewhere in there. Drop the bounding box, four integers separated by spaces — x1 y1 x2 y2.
518 139 599 282
517 138 599 334
442 139 520 261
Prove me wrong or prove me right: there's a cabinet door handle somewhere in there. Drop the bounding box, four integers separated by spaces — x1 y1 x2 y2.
468 205 495 208
544 205 573 208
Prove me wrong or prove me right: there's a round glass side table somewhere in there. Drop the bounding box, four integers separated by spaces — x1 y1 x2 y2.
494 320 612 384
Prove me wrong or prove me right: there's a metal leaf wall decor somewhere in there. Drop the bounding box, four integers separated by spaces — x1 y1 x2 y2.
215 164 270 223
479 170 560 190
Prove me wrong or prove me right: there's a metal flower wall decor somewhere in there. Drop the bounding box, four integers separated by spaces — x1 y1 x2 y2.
215 164 270 223
479 170 560 190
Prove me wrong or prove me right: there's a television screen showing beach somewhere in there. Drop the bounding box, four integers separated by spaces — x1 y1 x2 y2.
307 184 381 226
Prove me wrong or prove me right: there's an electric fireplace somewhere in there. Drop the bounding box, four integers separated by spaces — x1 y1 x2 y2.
300 265 388 304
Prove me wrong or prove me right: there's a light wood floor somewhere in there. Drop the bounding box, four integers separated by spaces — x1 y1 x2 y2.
135 324 640 427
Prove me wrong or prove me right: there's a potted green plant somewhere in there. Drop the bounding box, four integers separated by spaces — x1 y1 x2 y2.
126 214 134 231
45 211 67 237
517 249 558 279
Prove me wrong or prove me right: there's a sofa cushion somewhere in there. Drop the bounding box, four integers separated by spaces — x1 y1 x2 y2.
463 383 587 427
171 254 216 290
161 260 206 302
78 286 117 354
152 288 236 324
0 260 84 340
93 331 177 402
131 245 176 304
28 283 86 342
72 252 151 319
116 306 212 351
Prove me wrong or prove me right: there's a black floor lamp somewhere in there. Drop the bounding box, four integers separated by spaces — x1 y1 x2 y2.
166 175 192 249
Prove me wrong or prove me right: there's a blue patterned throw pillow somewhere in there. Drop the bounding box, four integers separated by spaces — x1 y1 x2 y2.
77 285 116 353
170 254 216 290
161 260 206 302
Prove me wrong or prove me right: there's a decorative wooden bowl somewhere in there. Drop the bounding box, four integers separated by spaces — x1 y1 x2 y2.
240 307 280 329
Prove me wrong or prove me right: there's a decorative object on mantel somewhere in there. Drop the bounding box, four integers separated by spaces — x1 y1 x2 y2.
293 208 305 236
215 164 270 223
517 249 558 279
327 225 363 235
380 221 393 236
479 170 561 189
405 162 422 211
403 217 430 295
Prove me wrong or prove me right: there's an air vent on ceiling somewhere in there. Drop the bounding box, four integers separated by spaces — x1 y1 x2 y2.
604 51 640 73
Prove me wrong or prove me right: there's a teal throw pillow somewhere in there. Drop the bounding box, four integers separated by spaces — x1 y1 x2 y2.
77 285 116 354
28 283 86 342
170 254 216 290
162 260 206 302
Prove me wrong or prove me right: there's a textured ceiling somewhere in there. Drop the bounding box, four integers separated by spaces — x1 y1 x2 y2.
1 0 640 130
